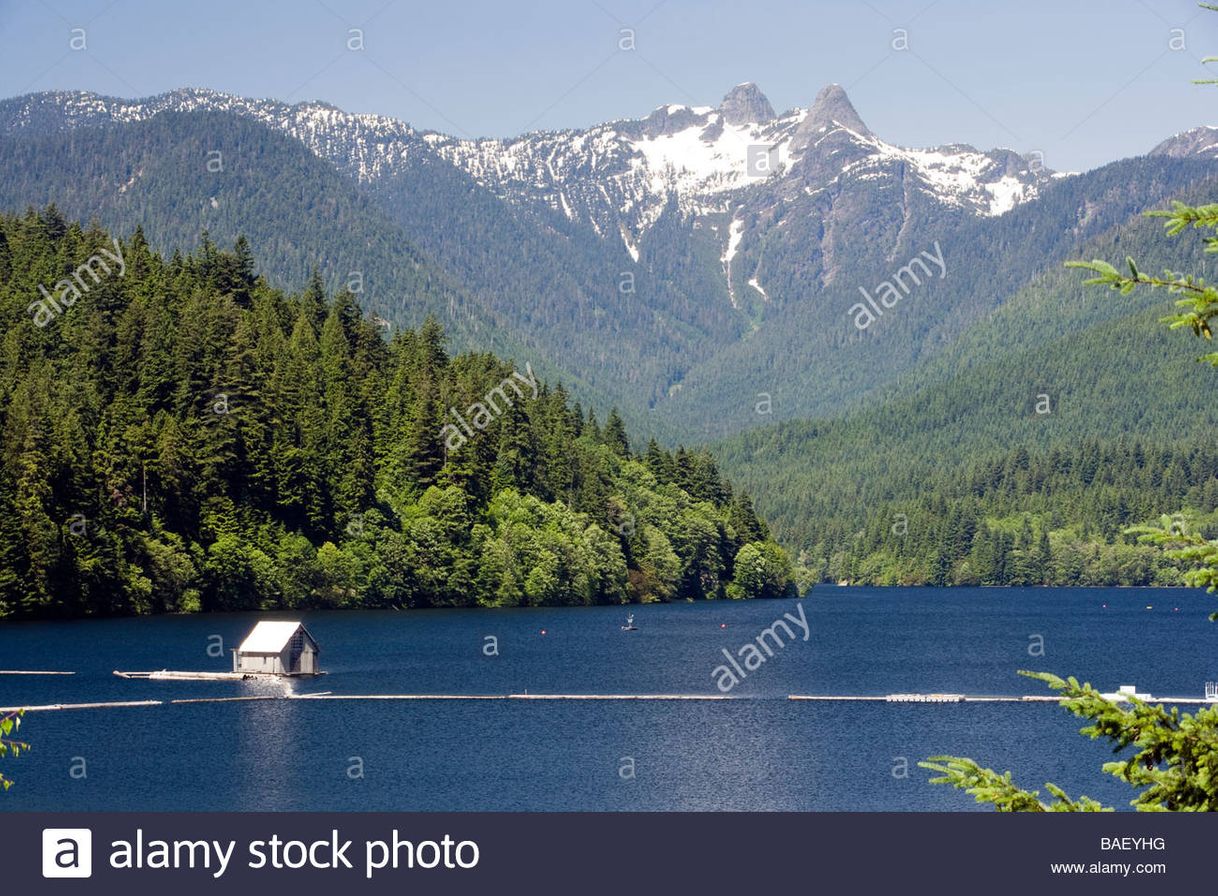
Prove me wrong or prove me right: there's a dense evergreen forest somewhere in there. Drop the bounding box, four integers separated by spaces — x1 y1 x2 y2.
0 209 797 619
779 437 1218 587
714 184 1218 588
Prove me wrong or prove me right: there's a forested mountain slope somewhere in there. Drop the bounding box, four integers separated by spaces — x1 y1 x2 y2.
0 211 795 618
714 184 1218 585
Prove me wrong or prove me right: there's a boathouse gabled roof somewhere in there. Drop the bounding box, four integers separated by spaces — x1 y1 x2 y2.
236 621 314 655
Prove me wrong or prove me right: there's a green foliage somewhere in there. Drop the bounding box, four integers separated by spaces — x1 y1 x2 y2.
0 211 793 617
920 754 1109 812
727 541 797 600
723 432 1218 587
1131 515 1218 620
0 710 27 791
0 112 473 341
924 672 1218 811
1069 200 1218 364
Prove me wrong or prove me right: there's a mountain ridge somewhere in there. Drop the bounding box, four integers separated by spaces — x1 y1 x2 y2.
1 84 1214 443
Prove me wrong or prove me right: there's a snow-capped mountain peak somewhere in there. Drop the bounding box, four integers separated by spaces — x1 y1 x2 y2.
423 82 1058 243
1 83 1059 229
0 83 1065 288
793 83 872 145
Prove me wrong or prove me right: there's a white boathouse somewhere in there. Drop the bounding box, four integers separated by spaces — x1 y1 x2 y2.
232 621 320 676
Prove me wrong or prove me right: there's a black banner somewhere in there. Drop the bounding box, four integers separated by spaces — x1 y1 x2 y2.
1 812 1211 893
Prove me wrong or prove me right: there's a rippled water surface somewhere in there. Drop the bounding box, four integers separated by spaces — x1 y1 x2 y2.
1 587 1213 811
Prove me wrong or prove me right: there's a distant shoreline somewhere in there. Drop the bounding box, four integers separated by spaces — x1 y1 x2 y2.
0 583 1208 626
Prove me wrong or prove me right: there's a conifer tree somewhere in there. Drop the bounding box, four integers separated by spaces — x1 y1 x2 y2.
602 408 630 457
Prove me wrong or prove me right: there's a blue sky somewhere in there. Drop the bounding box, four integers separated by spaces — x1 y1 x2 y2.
0 0 1215 171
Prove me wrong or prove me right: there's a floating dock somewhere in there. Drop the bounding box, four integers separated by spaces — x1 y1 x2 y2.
0 699 162 713
113 670 314 681
291 693 509 701
789 693 1061 703
290 693 736 701
0 670 75 676
170 695 286 705
115 670 258 681
509 693 734 701
7 690 1216 714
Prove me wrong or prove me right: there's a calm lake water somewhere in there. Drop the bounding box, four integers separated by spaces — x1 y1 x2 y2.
1 587 1214 812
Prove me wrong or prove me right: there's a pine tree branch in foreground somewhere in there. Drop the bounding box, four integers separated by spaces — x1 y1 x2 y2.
924 671 1218 811
1067 201 1218 365
919 755 1109 812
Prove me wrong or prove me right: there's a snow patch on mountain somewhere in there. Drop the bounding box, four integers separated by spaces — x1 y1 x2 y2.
425 83 1053 255
6 85 1055 229
721 217 746 308
825 126 1046 216
2 84 1065 299
0 88 426 182
631 114 778 197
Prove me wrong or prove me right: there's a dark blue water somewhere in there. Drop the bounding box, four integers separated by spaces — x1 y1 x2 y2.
1 587 1214 811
